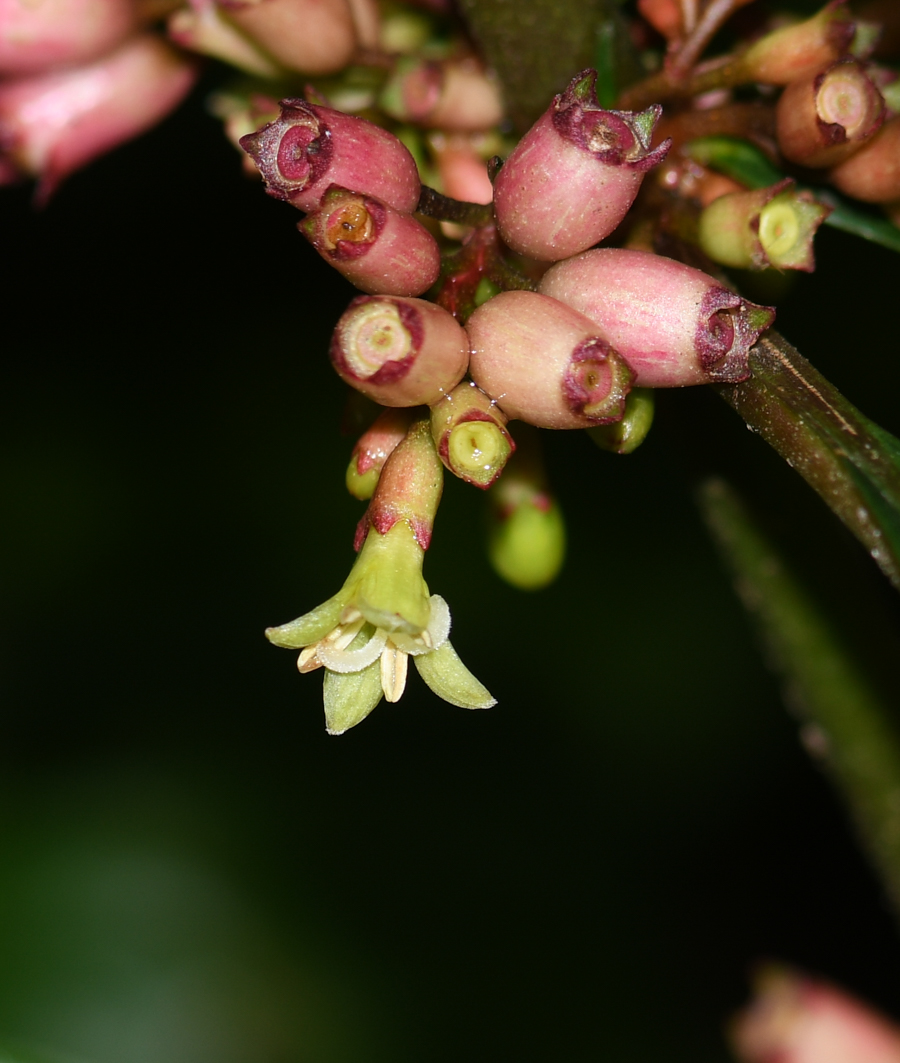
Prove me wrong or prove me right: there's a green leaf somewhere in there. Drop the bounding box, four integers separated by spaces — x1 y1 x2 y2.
414 641 496 709
717 331 900 591
685 136 900 254
0 1043 87 1063
699 479 900 916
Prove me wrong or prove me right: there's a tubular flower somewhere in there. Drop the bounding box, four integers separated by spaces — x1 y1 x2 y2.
466 290 635 428
491 68 671 262
239 97 422 212
539 248 775 387
330 295 469 407
266 418 495 733
0 34 199 202
299 184 441 296
775 58 885 168
697 178 832 271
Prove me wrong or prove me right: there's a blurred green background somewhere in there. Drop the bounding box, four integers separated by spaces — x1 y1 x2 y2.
3 70 900 1063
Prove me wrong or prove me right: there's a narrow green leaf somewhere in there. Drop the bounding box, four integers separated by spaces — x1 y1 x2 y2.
685 136 900 254
686 135 783 189
699 479 900 917
716 331 900 590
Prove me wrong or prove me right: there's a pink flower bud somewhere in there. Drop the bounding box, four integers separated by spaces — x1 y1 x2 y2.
491 69 671 262
776 58 885 167
299 185 441 296
430 133 493 205
539 248 775 387
330 295 469 407
0 34 199 203
380 56 504 132
731 967 900 1063
829 113 900 201
240 98 421 212
0 0 138 77
218 0 356 75
466 291 635 429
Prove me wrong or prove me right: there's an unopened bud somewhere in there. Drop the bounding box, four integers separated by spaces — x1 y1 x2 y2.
430 382 514 488
380 56 504 132
776 58 885 167
300 185 441 296
346 407 416 499
539 248 775 386
487 427 565 591
467 291 635 428
492 69 671 262
731 966 900 1063
0 0 138 77
219 0 356 75
698 178 831 271
586 388 655 453
739 2 856 85
0 34 198 203
330 295 469 407
240 98 422 212
168 3 283 78
829 114 900 201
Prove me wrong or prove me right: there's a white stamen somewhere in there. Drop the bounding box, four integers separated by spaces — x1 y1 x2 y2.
380 645 409 702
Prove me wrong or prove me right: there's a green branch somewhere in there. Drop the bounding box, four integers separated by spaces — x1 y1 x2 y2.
716 330 900 592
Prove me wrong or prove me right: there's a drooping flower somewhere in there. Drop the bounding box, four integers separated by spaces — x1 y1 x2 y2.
266 417 495 733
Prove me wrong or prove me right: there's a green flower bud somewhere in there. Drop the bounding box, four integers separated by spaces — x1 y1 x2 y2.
698 179 831 272
487 428 565 590
586 388 655 454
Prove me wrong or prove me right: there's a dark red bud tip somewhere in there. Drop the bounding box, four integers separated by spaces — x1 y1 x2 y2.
553 71 671 173
697 288 775 383
239 98 330 203
563 339 636 423
240 99 422 213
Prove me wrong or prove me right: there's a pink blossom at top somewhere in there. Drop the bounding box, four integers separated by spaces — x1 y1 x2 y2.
731 967 900 1063
0 34 199 202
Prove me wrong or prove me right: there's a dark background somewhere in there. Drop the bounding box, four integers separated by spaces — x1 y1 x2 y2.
2 65 900 1063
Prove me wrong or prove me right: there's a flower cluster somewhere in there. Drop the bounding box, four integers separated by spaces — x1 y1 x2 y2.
5 0 899 738
235 63 783 730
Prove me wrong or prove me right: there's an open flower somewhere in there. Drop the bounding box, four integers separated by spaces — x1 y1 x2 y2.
266 521 495 733
267 416 495 734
